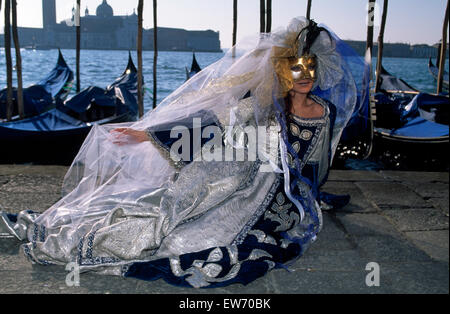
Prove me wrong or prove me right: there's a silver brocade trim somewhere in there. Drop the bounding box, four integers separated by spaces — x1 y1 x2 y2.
288 104 330 172
227 245 239 264
207 247 223 262
248 249 273 261
231 175 280 246
300 129 313 141
248 229 278 246
77 229 121 266
265 192 300 233
168 248 242 288
168 245 274 288
146 128 186 170
236 160 262 191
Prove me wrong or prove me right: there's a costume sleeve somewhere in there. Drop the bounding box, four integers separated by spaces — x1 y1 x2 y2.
145 109 224 169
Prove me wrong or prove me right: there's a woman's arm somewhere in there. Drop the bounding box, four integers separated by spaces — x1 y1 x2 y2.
110 128 150 146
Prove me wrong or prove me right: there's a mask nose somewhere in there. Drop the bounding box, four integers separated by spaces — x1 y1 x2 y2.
290 56 317 82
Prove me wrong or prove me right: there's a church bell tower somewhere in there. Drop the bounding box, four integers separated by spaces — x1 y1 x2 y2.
42 0 57 29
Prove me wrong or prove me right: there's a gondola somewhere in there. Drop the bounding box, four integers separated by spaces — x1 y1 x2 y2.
0 52 139 165
0 49 74 121
364 66 449 171
372 66 448 146
428 58 449 90
185 52 202 81
377 64 418 93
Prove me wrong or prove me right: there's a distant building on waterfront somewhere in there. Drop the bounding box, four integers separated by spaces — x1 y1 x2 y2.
0 0 221 52
345 40 448 59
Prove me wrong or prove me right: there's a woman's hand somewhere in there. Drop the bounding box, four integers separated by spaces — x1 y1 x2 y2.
110 128 150 146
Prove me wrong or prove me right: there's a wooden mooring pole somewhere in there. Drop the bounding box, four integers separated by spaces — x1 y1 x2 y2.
366 0 375 58
76 0 81 93
265 0 272 33
260 0 265 34
153 0 158 109
232 0 238 47
3 0 14 121
437 0 449 95
374 0 388 93
231 0 237 58
11 0 23 119
365 0 376 159
306 0 312 20
137 0 144 117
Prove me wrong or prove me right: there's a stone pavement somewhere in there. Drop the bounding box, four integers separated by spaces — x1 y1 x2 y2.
0 165 448 294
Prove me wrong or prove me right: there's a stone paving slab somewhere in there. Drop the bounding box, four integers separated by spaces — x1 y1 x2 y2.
268 268 394 294
335 212 404 238
428 197 449 216
0 166 448 294
292 248 367 272
310 214 355 251
382 208 449 232
0 174 63 194
354 234 433 263
0 269 143 294
0 191 61 213
355 181 432 209
380 171 449 183
327 170 385 182
321 182 378 213
404 230 449 262
407 182 449 199
0 165 68 176
380 261 449 294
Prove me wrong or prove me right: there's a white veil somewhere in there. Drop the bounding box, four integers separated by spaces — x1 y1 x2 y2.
34 17 361 233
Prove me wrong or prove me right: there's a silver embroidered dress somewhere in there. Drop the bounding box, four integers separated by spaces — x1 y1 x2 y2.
0 17 366 287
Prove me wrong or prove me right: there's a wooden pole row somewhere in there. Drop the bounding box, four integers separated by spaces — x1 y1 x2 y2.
3 0 13 121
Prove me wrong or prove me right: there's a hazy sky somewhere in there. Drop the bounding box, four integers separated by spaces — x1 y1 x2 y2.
0 0 448 48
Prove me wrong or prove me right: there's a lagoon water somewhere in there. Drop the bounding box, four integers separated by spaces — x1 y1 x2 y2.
0 48 448 170
0 49 222 112
0 48 447 113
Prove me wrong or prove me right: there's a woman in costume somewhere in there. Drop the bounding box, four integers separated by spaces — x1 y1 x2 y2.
0 17 367 288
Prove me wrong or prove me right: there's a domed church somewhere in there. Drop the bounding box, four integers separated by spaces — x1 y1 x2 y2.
1 0 221 52
96 0 114 18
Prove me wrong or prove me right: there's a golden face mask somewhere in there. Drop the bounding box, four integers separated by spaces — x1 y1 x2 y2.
271 22 322 97
289 53 317 82
272 48 318 97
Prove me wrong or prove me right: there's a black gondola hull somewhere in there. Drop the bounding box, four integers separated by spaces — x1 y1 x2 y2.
0 52 139 165
0 50 74 120
0 113 134 165
428 58 449 89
